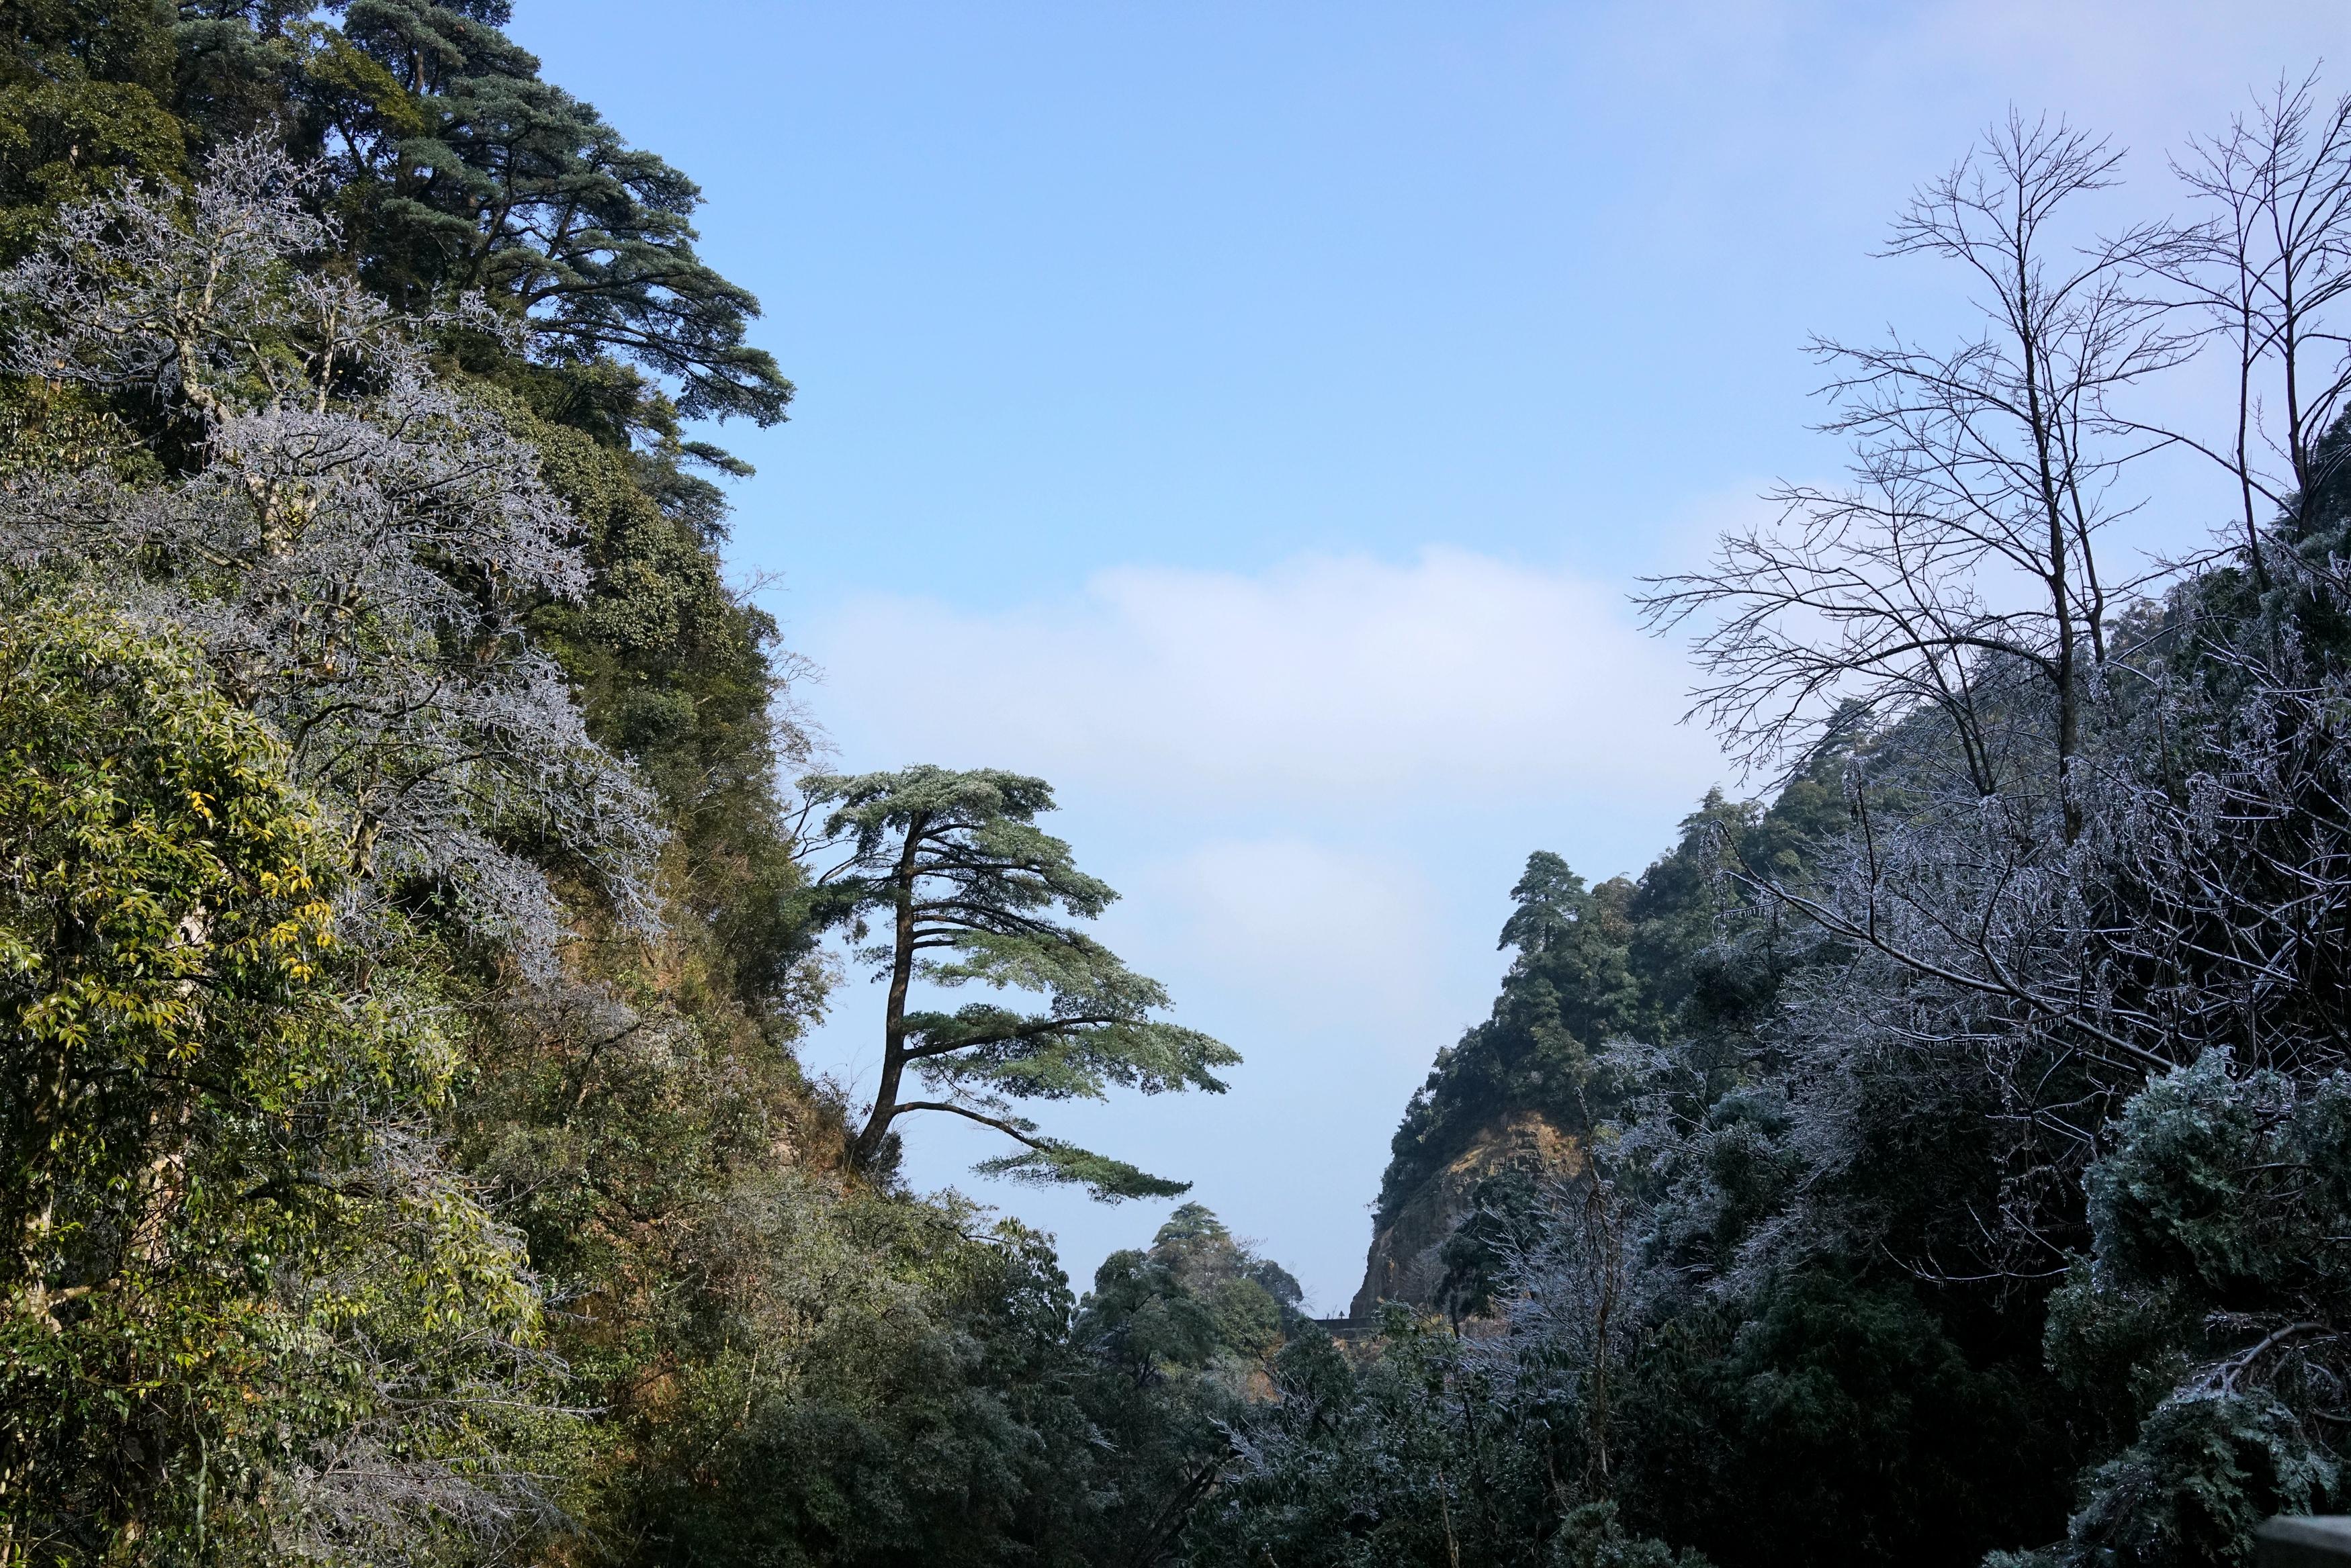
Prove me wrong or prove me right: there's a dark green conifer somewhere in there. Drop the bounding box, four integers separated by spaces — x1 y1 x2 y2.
800 765 1239 1199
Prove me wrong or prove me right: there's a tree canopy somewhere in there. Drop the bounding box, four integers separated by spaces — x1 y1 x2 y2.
0 604 545 1559
801 765 1239 1200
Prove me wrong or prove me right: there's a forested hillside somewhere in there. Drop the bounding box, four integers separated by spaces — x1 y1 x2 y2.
7 7 2351 1568
1280 97 2351 1568
0 4 1259 1563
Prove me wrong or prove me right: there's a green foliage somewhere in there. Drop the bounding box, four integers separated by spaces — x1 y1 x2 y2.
2029 1054 2351 1568
51 13 2351 1568
1608 1273 2070 1568
1065 1204 1306 1565
159 0 791 428
515 396 817 1015
0 17 828 1553
607 1177 1080 1568
1549 1504 1711 1568
0 0 184 255
1192 1311 1559 1568
1379 761 1845 1230
324 0 793 424
1079 1202 1302 1375
1289 733 2069 1568
801 765 1237 1199
596 1191 1300 1568
0 604 546 1563
1378 856 1642 1224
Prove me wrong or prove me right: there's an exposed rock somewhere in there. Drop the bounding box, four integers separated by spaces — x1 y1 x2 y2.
1347 1108 1581 1321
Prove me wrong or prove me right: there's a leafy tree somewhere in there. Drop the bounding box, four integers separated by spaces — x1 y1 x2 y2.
1081 1202 1303 1372
607 1174 1092 1568
338 0 792 424
1193 1311 1564 1568
0 0 183 255
0 39 858 1564
1437 1165 1551 1323
515 395 819 1015
0 138 660 968
2019 1054 2351 1568
0 604 550 1564
1378 853 1644 1227
161 0 793 429
1072 1203 1306 1565
799 766 1237 1199
1319 87 2351 1568
605 1191 1313 1568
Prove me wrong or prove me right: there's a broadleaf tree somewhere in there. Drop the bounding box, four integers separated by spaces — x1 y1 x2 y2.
0 139 661 970
0 603 552 1562
799 766 1238 1200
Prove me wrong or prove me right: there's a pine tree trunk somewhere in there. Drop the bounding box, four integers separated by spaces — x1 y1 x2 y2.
850 816 928 1170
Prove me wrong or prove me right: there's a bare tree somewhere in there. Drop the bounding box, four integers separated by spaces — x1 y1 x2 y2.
2164 73 2351 580
1640 113 2192 841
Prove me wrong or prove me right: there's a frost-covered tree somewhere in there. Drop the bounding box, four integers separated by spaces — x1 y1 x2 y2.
0 138 658 969
2008 1052 2351 1568
0 606 553 1565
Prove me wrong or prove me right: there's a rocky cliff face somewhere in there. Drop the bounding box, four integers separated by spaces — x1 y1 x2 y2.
1348 1109 1581 1320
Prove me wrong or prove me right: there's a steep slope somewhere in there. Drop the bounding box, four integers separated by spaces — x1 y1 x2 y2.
1354 766 1847 1320
1349 1108 1581 1320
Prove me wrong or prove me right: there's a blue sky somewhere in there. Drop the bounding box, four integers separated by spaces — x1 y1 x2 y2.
516 0 2350 1308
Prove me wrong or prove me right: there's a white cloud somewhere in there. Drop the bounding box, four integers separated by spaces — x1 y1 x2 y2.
803 547 1726 815
1126 837 1448 1047
790 548 1734 1299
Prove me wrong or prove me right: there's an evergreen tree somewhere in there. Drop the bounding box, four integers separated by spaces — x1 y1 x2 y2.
1072 1203 1307 1565
1377 852 1644 1228
0 0 183 254
163 0 793 430
799 765 1238 1199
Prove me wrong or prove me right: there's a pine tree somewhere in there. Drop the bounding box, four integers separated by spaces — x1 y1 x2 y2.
799 765 1238 1200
